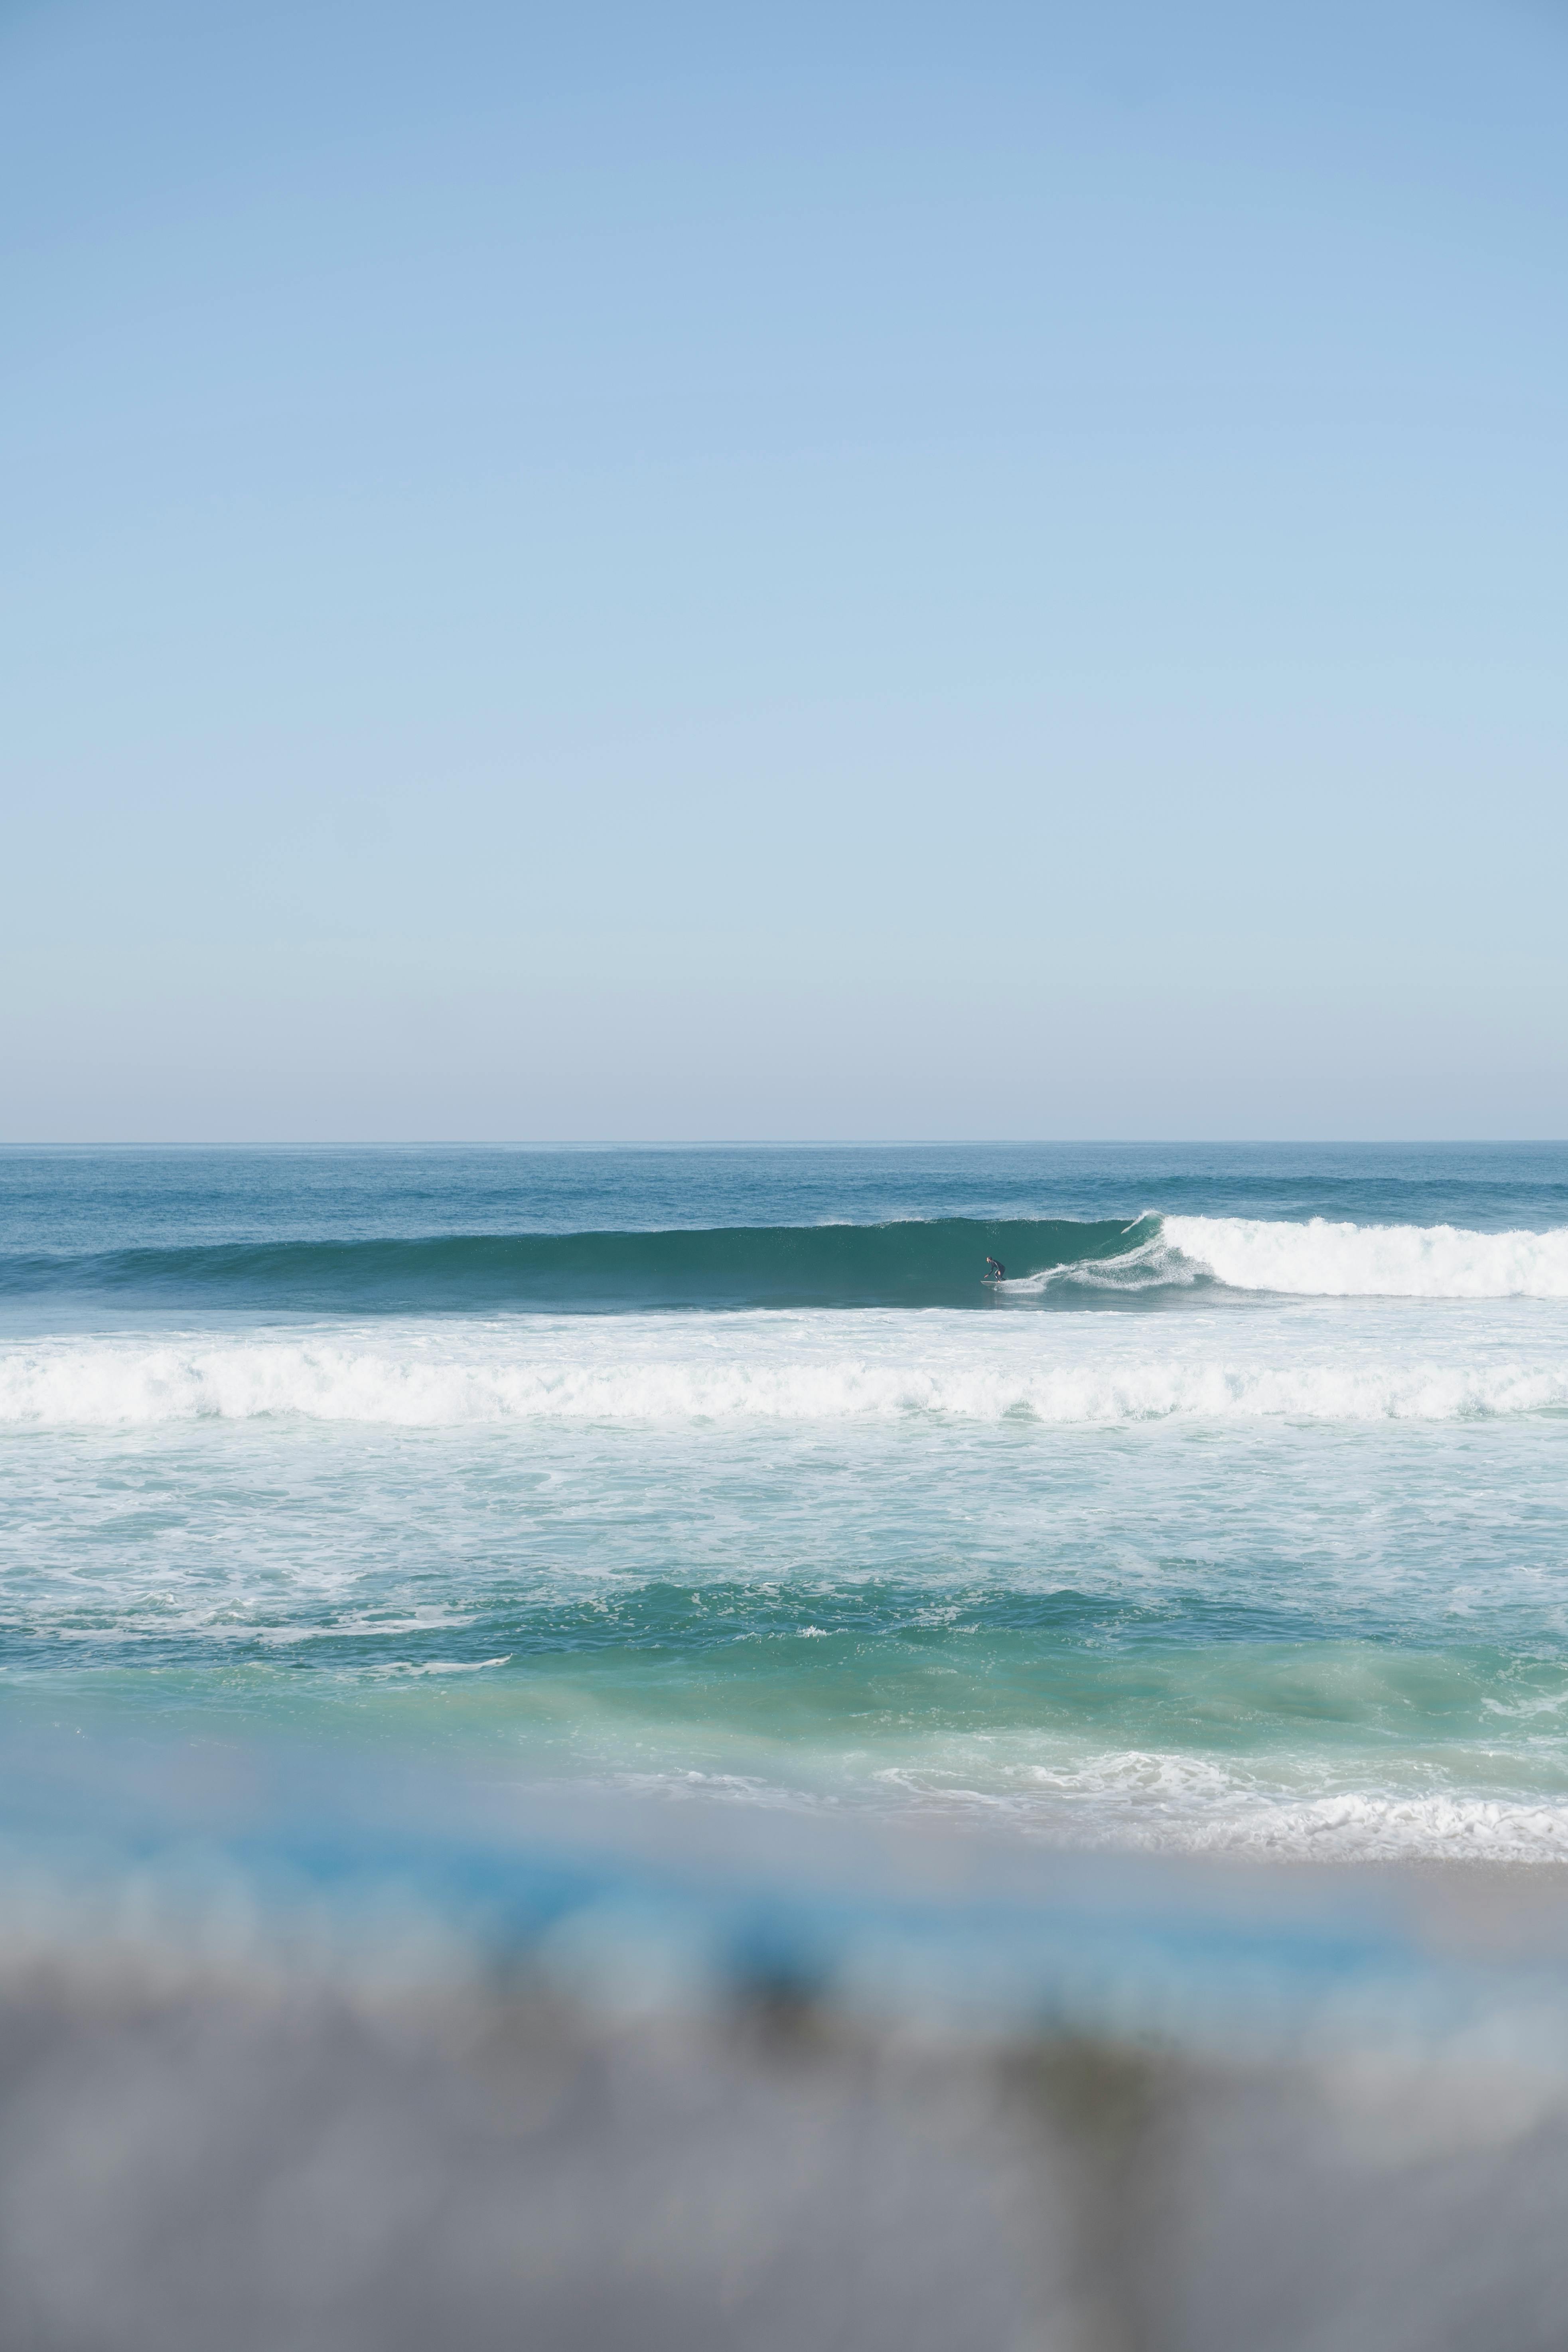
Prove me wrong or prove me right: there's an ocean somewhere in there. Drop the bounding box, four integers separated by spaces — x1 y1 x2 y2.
4 1140 1568 1867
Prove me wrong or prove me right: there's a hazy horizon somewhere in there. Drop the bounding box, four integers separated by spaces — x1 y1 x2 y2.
6 1134 1568 1151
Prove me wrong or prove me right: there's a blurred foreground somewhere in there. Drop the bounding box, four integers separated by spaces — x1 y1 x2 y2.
3 1734 1568 2351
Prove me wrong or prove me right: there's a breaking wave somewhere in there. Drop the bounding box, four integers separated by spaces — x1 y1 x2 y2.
7 1212 1566 1311
1014 1216 1568 1301
1160 1215 1568 1299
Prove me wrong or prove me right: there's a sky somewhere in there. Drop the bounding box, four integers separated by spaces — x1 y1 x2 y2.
3 0 1566 1140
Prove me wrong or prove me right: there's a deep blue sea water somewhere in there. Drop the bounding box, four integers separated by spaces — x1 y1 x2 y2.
4 1142 1568 1863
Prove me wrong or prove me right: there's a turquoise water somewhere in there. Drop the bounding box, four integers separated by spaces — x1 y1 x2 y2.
4 1143 1568 1862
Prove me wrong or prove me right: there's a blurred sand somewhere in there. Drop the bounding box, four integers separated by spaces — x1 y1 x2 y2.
4 1895 1568 2352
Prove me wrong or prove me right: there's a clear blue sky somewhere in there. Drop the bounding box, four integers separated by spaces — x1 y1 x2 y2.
4 0 1566 1139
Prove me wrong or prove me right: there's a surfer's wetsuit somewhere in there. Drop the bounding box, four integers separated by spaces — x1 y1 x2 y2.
984 1258 1006 1281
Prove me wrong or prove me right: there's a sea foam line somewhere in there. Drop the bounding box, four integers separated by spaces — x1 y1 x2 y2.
3 1339 1568 1427
873 1754 1568 1863
633 1758 1568 1865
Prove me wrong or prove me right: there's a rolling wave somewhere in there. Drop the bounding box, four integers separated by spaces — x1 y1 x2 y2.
0 1218 1147 1312
3 1213 1566 1313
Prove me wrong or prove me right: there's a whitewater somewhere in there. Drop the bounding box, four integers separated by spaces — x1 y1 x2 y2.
4 1142 1568 1870
1157 1212 1568 1297
4 1300 1568 1425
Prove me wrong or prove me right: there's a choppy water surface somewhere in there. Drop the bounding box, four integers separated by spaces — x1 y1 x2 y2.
4 1143 1568 1861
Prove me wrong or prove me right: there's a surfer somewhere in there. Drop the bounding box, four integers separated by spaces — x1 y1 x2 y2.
984 1257 1006 1283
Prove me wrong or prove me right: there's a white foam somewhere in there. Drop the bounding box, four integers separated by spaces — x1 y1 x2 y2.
621 1751 1568 1865
1160 1216 1568 1299
879 1757 1568 1864
4 1306 1568 1428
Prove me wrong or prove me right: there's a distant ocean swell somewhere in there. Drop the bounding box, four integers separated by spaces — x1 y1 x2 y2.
5 1213 1568 1311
